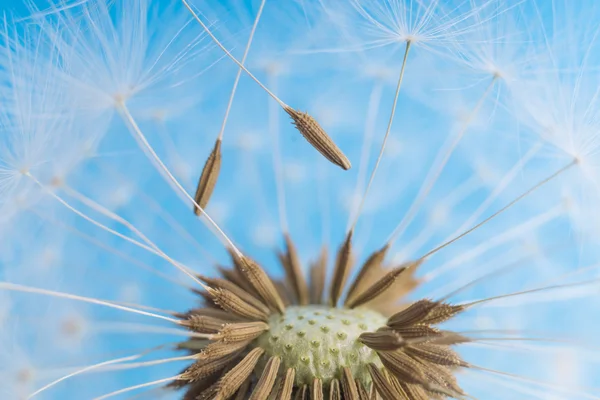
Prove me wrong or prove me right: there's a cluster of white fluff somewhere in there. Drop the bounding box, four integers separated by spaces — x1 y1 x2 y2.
0 0 600 399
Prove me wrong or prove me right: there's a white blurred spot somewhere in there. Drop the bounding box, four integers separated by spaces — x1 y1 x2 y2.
118 282 143 304
236 132 264 152
343 192 362 215
547 349 582 399
473 157 500 185
59 314 89 345
262 60 289 77
363 63 396 81
172 159 193 184
15 368 35 385
474 315 496 330
39 246 61 270
384 136 403 158
207 201 230 224
252 223 279 248
284 162 307 183
108 184 134 209
429 204 448 226
389 251 409 265
0 293 11 325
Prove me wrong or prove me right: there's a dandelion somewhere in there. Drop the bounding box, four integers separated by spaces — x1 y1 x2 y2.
1 0 600 399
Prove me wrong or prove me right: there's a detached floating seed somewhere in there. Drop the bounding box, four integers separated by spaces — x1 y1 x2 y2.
285 106 351 170
194 138 222 215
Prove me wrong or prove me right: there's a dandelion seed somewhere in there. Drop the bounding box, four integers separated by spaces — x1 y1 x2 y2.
193 138 222 214
285 107 352 170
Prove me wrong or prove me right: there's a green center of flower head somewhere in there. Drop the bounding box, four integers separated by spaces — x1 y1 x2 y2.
255 305 387 387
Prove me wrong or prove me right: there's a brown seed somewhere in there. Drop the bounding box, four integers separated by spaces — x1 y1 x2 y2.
387 299 440 327
213 347 265 400
294 385 308 400
193 289 219 308
368 384 377 400
183 314 226 333
309 246 328 304
427 331 471 346
376 350 427 385
367 364 401 400
360 262 421 315
388 373 433 400
329 231 354 306
399 382 429 400
180 350 240 382
208 287 269 321
227 249 260 296
284 106 351 170
216 321 270 342
391 325 442 340
347 264 410 308
177 338 211 352
355 379 370 400
219 264 258 296
185 306 245 322
198 339 252 360
273 278 293 306
329 379 341 400
311 378 323 400
404 343 466 367
194 138 222 215
181 374 221 399
284 233 310 305
384 356 459 399
417 361 464 397
249 356 281 400
276 368 295 400
234 379 252 400
268 378 283 400
200 275 271 315
234 254 286 314
420 303 465 325
345 244 389 305
386 374 411 398
277 251 296 304
196 383 219 400
359 330 405 351
340 366 359 399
